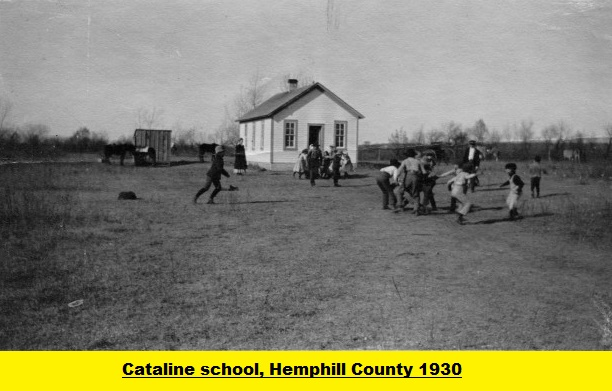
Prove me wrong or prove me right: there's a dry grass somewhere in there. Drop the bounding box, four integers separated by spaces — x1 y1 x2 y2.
1 158 611 350
592 293 612 349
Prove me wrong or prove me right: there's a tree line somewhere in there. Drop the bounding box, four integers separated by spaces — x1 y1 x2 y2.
384 119 612 160
1 72 315 160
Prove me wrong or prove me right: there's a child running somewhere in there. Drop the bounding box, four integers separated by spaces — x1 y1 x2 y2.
447 163 478 224
193 145 230 204
528 155 544 198
499 162 524 220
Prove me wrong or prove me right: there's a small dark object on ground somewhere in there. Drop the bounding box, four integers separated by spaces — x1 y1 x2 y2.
228 185 239 191
118 191 138 200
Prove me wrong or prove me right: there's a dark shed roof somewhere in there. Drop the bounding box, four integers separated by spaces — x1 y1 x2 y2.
236 82 365 123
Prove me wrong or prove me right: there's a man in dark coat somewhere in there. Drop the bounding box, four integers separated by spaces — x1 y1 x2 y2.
463 140 483 192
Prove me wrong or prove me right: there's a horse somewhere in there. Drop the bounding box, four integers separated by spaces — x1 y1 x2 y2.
103 143 135 165
198 143 219 162
563 149 581 163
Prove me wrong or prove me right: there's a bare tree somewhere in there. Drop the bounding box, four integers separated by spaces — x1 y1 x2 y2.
388 127 409 148
135 107 165 129
518 120 534 157
552 120 572 155
468 119 489 143
213 72 272 146
173 127 195 147
426 128 446 144
501 124 513 142
604 123 612 159
0 97 13 140
412 126 426 144
488 128 501 145
442 121 466 146
212 104 240 145
0 97 12 130
541 123 562 161
23 123 50 147
234 72 269 119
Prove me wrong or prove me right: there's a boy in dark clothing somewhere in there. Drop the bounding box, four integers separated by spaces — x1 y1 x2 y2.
331 149 343 187
193 145 230 204
499 162 524 220
307 144 323 187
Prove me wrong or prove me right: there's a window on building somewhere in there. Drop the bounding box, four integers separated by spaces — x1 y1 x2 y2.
284 120 297 150
260 121 264 150
334 122 347 148
251 122 256 151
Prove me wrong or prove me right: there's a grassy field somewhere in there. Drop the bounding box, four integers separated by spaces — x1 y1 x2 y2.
1 156 611 350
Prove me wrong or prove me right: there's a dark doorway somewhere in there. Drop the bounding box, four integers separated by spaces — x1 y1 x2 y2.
308 125 323 147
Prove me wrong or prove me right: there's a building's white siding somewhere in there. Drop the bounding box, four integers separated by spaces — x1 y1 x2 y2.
241 119 272 167
243 89 360 170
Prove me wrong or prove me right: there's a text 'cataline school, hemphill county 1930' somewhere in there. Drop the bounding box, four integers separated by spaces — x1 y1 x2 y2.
122 361 462 378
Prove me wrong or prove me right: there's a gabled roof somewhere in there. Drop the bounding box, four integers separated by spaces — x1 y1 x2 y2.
236 82 365 123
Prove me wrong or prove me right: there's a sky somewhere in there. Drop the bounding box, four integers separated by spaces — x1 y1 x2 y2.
1 0 611 143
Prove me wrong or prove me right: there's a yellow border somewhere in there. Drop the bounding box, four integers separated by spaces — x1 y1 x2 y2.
1 351 610 390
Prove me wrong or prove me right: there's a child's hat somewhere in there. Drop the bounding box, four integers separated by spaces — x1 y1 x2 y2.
215 145 225 153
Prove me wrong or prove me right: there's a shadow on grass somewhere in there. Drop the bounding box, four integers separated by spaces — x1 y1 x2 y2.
230 200 293 204
474 187 506 192
169 160 201 167
470 212 554 225
537 192 570 199
332 184 376 188
472 206 505 211
131 160 201 168
343 174 371 179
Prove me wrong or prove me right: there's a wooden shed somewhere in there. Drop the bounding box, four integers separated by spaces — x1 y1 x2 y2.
133 129 172 164
237 80 364 170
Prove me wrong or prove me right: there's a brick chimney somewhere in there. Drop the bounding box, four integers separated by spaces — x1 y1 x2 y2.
288 79 298 91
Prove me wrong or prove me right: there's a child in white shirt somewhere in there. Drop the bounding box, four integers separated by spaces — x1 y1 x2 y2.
499 162 525 220
447 163 478 224
377 159 401 210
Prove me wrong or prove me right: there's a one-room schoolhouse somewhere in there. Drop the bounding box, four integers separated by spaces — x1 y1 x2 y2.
237 79 365 170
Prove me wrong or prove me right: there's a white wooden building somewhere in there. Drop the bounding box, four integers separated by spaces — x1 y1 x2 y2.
237 80 365 170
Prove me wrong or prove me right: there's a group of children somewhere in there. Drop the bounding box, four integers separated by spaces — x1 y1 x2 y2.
377 150 546 224
192 143 354 204
192 143 545 224
293 144 354 186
